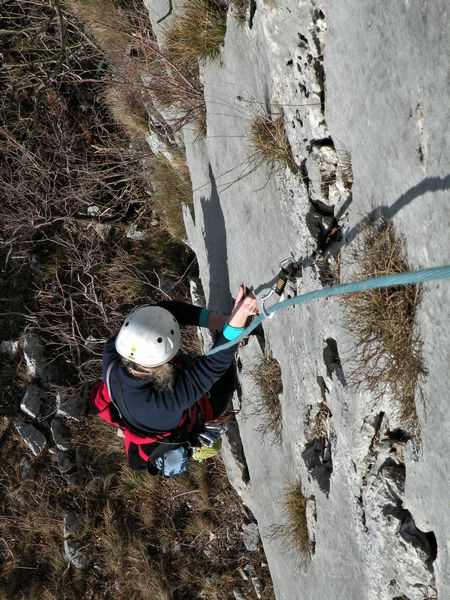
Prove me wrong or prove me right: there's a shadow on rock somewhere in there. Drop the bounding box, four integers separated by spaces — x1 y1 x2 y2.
200 163 231 313
302 437 333 497
345 173 450 245
323 337 347 387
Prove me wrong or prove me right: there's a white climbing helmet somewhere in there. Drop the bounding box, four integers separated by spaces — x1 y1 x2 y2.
115 306 181 367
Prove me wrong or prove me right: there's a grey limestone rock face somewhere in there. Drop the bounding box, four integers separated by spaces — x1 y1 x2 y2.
359 445 436 599
190 276 216 350
220 421 250 497
13 419 47 456
20 384 46 419
145 0 450 598
50 418 72 452
189 276 206 307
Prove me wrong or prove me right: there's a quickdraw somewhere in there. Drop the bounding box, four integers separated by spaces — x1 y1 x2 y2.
260 256 302 318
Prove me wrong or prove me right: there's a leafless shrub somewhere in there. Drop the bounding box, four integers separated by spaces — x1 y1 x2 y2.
0 1 196 388
65 0 207 134
342 218 426 431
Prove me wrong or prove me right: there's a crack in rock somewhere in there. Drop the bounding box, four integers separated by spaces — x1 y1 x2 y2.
248 0 257 29
356 416 437 598
303 399 333 497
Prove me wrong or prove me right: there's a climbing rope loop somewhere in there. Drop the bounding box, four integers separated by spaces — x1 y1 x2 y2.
205 264 450 356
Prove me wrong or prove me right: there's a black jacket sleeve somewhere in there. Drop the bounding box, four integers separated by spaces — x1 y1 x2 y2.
157 300 204 326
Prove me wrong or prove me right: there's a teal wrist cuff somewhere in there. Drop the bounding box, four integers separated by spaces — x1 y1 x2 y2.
199 309 210 328
223 321 245 341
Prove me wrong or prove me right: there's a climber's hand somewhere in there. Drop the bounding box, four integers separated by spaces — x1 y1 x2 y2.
229 284 259 328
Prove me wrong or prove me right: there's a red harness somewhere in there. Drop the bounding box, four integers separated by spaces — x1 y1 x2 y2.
90 381 214 463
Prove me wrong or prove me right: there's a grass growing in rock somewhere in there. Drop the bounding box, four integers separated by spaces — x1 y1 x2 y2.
269 482 312 561
249 355 283 443
284 486 312 558
164 0 228 67
342 218 426 431
248 112 297 171
229 0 250 23
336 147 354 190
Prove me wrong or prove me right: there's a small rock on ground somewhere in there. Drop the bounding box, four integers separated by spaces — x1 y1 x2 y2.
20 456 35 478
64 511 83 539
20 384 46 419
0 340 19 357
23 334 48 381
64 539 88 570
242 522 261 552
57 450 75 474
12 419 47 456
50 418 72 451
56 393 86 421
251 577 264 599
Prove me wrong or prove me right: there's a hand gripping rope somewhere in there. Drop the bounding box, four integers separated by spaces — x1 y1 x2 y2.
205 264 450 357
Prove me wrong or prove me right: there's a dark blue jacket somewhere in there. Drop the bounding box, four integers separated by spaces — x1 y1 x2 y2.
102 301 238 432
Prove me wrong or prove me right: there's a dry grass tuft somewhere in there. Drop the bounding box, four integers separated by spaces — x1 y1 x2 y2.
229 0 250 22
249 355 283 443
164 0 227 68
336 147 354 189
284 486 311 557
342 218 425 430
150 154 193 241
63 0 133 56
269 483 312 561
248 113 296 171
105 85 149 136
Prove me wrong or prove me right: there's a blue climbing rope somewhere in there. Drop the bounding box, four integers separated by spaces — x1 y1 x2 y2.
204 264 450 356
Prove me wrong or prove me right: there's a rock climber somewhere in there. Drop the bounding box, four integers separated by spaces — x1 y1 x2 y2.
91 284 258 474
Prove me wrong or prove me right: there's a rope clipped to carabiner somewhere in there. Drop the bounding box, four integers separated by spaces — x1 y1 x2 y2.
205 264 450 356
